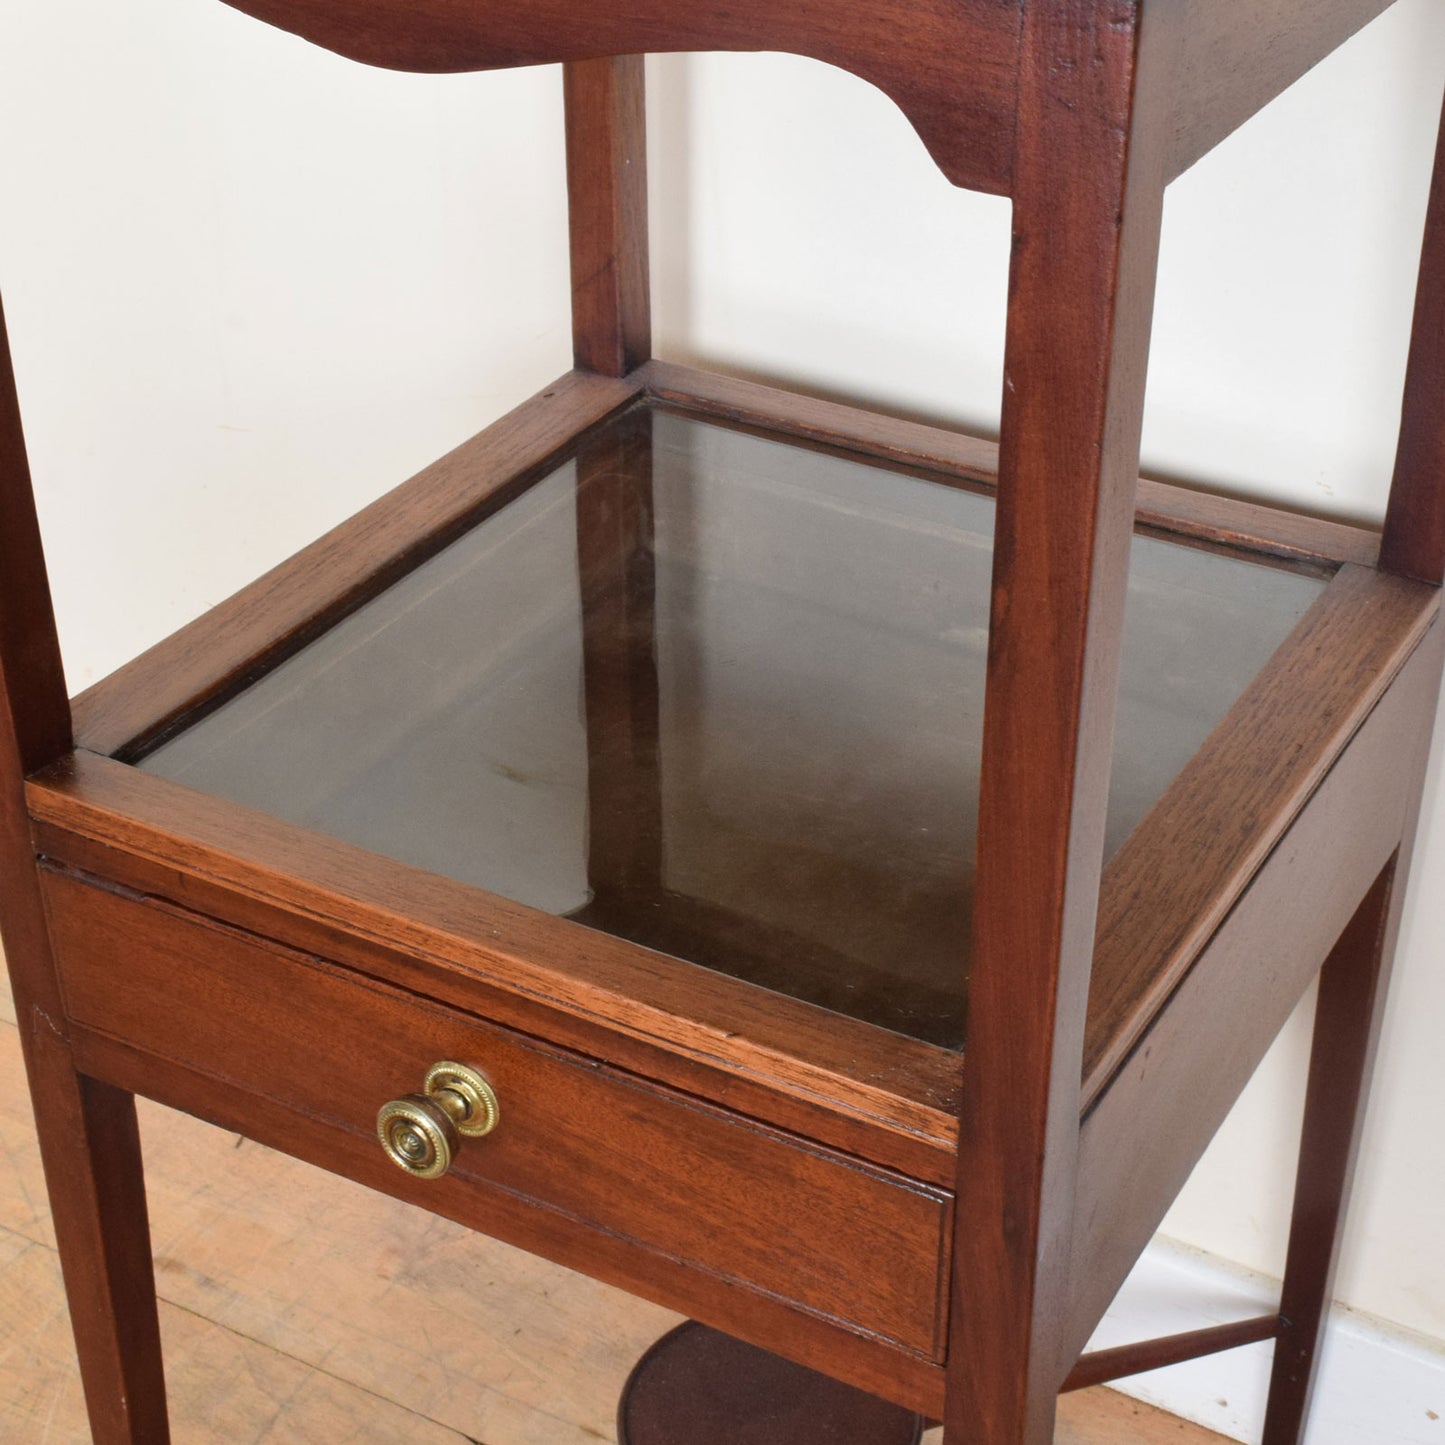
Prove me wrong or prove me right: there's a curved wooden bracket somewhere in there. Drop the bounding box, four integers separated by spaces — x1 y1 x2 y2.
219 0 1020 193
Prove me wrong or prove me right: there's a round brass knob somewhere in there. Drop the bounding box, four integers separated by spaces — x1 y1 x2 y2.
377 1061 499 1180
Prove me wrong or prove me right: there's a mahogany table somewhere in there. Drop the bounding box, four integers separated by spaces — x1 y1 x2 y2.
3 3 1444 1443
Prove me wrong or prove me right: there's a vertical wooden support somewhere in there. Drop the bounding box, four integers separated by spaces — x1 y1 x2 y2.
1277 72 1445 1445
0 296 69 776
564 55 652 377
944 6 1177 1441
1382 93 1445 585
1262 628 1443 1442
1261 859 1403 1445
0 295 170 1443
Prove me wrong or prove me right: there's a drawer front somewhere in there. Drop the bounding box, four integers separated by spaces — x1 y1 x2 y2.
41 868 949 1358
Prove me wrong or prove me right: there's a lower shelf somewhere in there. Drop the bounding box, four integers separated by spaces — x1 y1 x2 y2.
616 1322 927 1444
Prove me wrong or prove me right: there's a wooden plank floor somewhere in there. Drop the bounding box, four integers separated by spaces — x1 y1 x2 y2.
0 969 1234 1443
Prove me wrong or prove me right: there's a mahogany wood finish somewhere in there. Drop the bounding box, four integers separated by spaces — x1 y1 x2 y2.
565 56 651 377
219 0 1021 194
41 867 952 1364
69 364 1377 776
1062 1316 1282 1395
5 4 1445 1445
0 297 69 778
1262 866 1404 1443
1 299 170 1445
11 1033 169 1445
25 552 1425 1197
1263 663 1435 1445
1069 621 1444 1362
211 0 1403 195
947 7 1177 1440
1383 97 1445 584
26 751 961 1180
1084 564 1438 1104
615 1322 927 1444
639 360 1382 570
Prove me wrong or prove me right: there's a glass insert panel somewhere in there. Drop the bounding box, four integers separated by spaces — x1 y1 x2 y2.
140 406 1327 1047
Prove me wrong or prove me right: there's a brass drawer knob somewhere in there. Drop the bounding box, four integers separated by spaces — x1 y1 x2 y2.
377 1061 499 1179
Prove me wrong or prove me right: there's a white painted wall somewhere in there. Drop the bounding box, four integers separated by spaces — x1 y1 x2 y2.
3 0 1445 1369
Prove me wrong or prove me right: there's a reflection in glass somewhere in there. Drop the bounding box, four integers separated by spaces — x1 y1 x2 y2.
142 407 1327 1047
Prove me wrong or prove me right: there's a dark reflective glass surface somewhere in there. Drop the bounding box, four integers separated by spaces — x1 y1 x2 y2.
141 407 1327 1047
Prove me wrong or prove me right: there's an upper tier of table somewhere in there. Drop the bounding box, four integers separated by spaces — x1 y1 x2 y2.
216 0 1396 193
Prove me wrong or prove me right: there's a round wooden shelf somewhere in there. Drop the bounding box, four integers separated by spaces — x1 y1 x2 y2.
616 1322 927 1445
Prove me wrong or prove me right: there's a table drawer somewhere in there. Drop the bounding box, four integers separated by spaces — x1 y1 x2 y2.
40 866 949 1358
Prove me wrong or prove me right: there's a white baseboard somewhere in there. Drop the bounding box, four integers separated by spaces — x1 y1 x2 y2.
1085 1238 1445 1444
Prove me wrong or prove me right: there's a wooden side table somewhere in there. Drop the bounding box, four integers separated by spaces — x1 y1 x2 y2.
3 4 1443 1443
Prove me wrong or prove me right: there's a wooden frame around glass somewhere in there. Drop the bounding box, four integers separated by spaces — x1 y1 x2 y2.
3 4 1444 1443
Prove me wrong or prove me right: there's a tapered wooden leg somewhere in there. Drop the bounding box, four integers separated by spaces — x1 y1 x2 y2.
2 287 168 1440
1261 856 1404 1445
2 284 168 1442
944 7 1179 1441
13 999 169 1443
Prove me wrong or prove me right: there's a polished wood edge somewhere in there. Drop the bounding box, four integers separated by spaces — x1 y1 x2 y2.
217 0 1015 196
1383 93 1445 584
43 367 1412 1173
1084 565 1440 1106
33 828 958 1189
637 360 1000 486
1066 620 1444 1359
65 1021 948 1416
565 56 652 377
0 290 73 1019
636 360 1380 568
69 369 642 759
26 753 962 1170
947 11 1178 1427
1262 858 1402 1437
0 293 71 776
1063 1315 1281 1393
3 301 174 1441
45 864 949 1357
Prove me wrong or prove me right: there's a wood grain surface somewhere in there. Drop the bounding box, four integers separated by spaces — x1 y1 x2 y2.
217 0 1019 193
1086 565 1439 1103
0 964 1236 1445
1384 94 1445 585
565 57 651 377
947 7 1179 1440
42 868 952 1363
638 361 1381 570
6 5 1440 1439
2 297 171 1442
28 752 961 1182
1068 621 1444 1363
